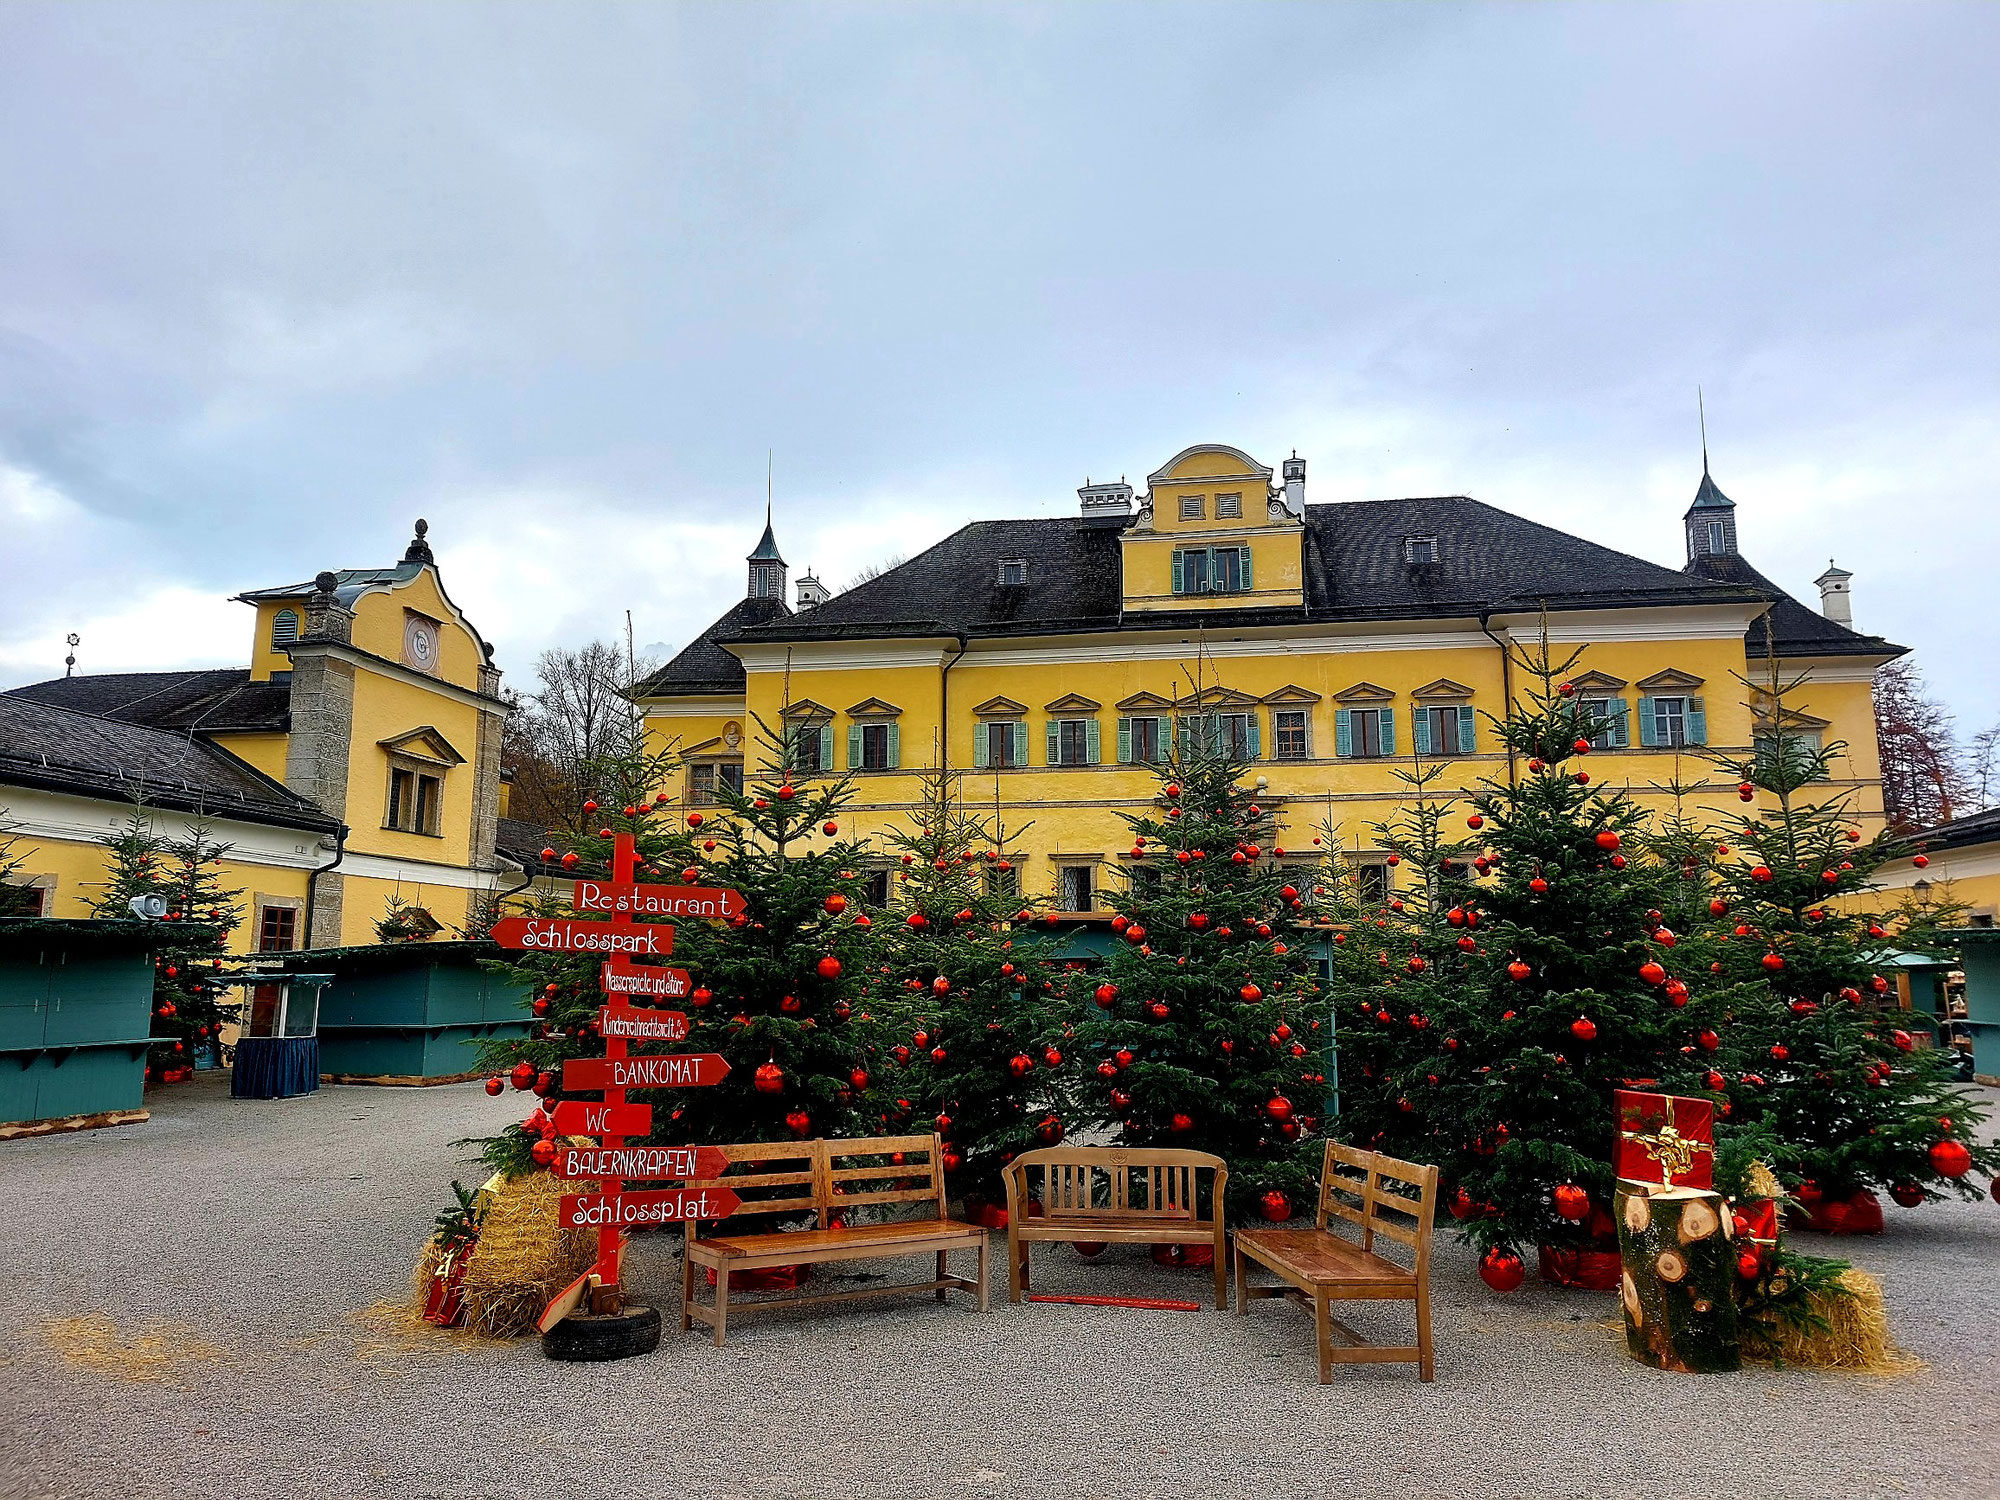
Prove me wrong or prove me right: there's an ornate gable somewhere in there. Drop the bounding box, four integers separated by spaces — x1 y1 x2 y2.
1332 681 1396 703
1178 686 1260 710
1044 692 1104 714
377 727 466 766
1567 670 1629 692
1410 677 1475 701
1636 668 1706 692
1261 684 1323 705
780 697 835 720
1115 690 1177 712
970 695 1029 718
845 696 903 719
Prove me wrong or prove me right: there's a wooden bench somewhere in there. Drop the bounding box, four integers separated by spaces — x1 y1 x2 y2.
1232 1142 1439 1382
1002 1146 1229 1310
679 1133 988 1345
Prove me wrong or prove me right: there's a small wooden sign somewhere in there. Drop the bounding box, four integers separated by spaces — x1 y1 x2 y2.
559 1186 743 1228
562 1053 731 1091
551 1143 730 1181
573 881 747 920
490 916 674 957
550 1100 654 1137
599 959 691 1000
596 1005 690 1043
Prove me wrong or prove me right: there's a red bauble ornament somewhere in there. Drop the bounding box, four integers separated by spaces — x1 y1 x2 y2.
1466 815 1483 830
1750 865 1773 883
530 1138 557 1167
1169 1112 1194 1133
1109 1089 1132 1111
1664 979 1689 1005
1709 898 1729 916
849 1067 870 1091
1479 1248 1526 1293
1507 960 1532 981
1737 1251 1762 1281
1258 1189 1291 1223
1761 952 1785 972
824 894 848 915
1009 1054 1034 1078
1594 830 1620 850
1638 961 1666 986
1529 877 1548 894
1164 783 1181 799
1552 1184 1589 1221
932 976 951 994
1570 1016 1597 1042
1929 1139 1972 1179
510 1061 536 1090
1239 983 1263 1003
1889 1181 1926 1208
1094 983 1118 1008
1114 1049 1135 1069
1705 1069 1725 1090
906 912 927 929
1043 1047 1064 1068
785 1109 812 1137
753 1061 785 1094
1912 854 1930 869
1265 1095 1294 1123
484 1076 503 1096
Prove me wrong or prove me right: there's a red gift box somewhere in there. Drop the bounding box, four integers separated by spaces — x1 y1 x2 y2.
1613 1089 1715 1189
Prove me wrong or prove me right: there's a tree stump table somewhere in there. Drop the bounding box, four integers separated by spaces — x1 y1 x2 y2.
1614 1181 1740 1373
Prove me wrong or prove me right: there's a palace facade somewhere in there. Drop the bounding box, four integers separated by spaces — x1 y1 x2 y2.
634 443 1901 911
4 522 511 949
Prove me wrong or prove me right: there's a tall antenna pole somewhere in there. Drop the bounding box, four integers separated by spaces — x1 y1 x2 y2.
767 449 773 528
1698 387 1709 475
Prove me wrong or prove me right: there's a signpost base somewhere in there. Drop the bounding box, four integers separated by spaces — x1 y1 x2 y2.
541 1303 663 1362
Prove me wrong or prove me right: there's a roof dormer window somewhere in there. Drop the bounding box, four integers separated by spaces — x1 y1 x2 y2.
1404 536 1440 565
997 559 1028 587
1215 493 1243 519
270 608 300 646
1179 495 1206 521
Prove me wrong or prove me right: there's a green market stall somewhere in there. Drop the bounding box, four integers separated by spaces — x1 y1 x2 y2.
249 941 532 1084
0 919 159 1136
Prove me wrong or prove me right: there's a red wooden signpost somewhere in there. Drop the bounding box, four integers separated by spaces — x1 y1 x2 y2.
497 832 743 1328
490 915 674 957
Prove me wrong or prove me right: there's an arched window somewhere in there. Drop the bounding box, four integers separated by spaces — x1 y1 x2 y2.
270 609 300 646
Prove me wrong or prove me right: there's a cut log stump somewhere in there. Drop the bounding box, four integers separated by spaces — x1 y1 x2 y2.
1615 1181 1740 1373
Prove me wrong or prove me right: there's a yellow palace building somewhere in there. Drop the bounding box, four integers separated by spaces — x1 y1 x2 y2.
635 443 1901 910
3 522 511 951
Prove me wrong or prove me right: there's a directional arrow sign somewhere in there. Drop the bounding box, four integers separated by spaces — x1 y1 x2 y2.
551 1143 730 1181
562 1053 730 1091
599 959 691 1000
559 1187 742 1228
550 1100 655 1137
490 917 673 957
573 881 747 920
595 1006 690 1043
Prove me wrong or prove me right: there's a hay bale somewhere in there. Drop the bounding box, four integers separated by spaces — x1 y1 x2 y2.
456 1170 599 1337
1757 1268 1915 1372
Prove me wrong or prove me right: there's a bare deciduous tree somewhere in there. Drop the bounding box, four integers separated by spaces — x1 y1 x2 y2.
502 640 660 830
1874 656 1970 832
845 553 905 590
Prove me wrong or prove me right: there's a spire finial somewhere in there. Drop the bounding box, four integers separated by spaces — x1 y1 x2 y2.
1698 387 1709 476
766 449 773 528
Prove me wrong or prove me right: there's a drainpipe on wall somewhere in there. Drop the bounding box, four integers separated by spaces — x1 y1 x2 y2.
938 632 970 770
1478 611 1518 789
302 822 348 949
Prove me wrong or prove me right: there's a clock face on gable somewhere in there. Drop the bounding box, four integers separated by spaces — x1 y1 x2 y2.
403 614 441 674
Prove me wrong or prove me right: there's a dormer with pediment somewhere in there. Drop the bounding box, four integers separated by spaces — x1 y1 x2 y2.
1120 444 1306 615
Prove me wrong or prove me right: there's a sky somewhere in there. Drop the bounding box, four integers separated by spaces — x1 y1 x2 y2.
2 3 1996 731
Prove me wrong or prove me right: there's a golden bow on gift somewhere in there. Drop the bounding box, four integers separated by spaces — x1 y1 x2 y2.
1630 1121 1713 1183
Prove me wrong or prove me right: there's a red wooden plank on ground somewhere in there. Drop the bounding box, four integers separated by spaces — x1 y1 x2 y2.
549 1101 654 1137
562 1053 730 1090
573 881 747 920
596 1005 690 1042
490 917 674 957
550 1144 730 1181
599 959 691 1000
559 1187 742 1228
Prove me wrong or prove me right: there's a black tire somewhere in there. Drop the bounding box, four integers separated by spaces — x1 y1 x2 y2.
541 1303 663 1362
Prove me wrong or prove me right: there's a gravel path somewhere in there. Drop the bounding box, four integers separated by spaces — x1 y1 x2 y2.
1 1073 1995 1500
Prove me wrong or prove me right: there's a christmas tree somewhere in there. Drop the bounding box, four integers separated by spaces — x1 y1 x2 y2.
1068 721 1326 1224
0 812 41 916
882 766 1058 1210
1697 665 1996 1210
1402 638 1729 1289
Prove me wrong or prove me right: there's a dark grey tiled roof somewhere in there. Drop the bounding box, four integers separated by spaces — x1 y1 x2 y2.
0 695 334 831
1682 553 1903 659
630 597 791 696
1906 805 2000 856
7 669 291 732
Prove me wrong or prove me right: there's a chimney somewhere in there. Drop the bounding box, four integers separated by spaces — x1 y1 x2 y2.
1282 452 1306 512
1815 560 1854 627
796 570 829 610
1078 476 1134 527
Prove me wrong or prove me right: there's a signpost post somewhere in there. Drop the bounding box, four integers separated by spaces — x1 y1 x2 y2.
492 830 742 1353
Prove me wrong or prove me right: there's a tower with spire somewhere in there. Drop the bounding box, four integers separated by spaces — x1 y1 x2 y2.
747 503 787 602
1684 396 1738 564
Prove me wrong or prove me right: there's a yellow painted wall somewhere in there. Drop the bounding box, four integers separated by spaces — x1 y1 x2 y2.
342 666 485 867
334 872 485 946
350 569 488 690
209 731 289 782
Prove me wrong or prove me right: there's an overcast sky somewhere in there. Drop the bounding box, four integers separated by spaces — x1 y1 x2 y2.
3 3 1995 730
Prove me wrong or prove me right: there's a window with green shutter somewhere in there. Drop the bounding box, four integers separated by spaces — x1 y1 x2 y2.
1169 546 1252 595
1052 718 1098 766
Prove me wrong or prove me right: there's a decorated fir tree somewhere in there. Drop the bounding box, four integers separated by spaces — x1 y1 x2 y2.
882 767 1058 1210
1068 725 1326 1224
0 813 42 916
1409 640 1729 1290
1697 667 1996 1215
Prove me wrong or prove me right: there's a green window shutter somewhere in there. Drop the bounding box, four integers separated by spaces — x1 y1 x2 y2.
1687 697 1707 745
1335 709 1353 758
1239 546 1253 592
1457 706 1475 755
1610 696 1629 748
1379 708 1397 757
1171 551 1184 594
1303 712 1314 759
885 722 900 769
973 722 989 770
1085 717 1101 764
1117 717 1132 764
818 723 833 769
847 724 862 769
1412 705 1433 756
1012 721 1028 767
1636 697 1657 748
1047 721 1061 765
1246 714 1261 760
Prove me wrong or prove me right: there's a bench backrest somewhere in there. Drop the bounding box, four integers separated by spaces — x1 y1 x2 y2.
1005 1146 1227 1225
683 1133 946 1243
1316 1141 1438 1275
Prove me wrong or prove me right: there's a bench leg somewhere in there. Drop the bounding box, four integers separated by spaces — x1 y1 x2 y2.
1213 1233 1229 1311
680 1250 695 1331
1315 1292 1332 1385
976 1234 990 1313
713 1266 729 1348
936 1248 948 1303
1233 1244 1248 1315
1007 1232 1022 1304
1416 1281 1434 1382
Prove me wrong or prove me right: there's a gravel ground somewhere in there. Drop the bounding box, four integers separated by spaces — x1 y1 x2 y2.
1 1074 1995 1500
